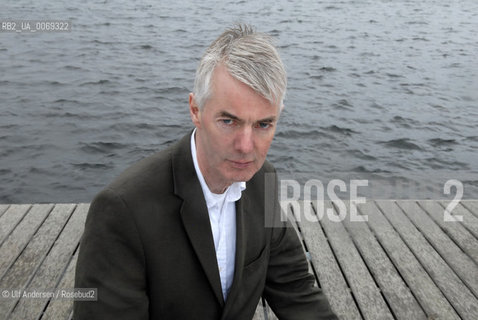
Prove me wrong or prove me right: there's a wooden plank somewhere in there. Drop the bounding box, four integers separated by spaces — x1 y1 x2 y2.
0 204 31 246
461 200 478 219
438 201 478 240
0 204 9 218
317 200 394 320
40 249 79 320
252 299 279 320
339 201 426 320
397 200 478 298
8 204 89 319
298 201 362 320
361 201 460 320
376 200 478 320
263 302 279 320
0 204 53 280
419 200 478 263
252 301 266 320
0 204 75 316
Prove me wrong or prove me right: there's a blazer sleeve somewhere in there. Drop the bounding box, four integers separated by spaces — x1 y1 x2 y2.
74 188 149 320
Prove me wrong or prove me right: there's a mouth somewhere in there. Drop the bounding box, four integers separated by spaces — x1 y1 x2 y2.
228 160 254 169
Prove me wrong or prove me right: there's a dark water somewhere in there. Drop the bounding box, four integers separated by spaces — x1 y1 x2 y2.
1 0 477 203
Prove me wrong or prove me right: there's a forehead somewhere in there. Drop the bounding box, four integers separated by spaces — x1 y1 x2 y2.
207 65 280 118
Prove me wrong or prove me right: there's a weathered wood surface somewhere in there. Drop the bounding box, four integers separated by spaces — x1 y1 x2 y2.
376 200 478 320
298 202 362 320
310 201 394 320
0 205 10 219
0 200 477 320
462 201 478 218
8 204 88 320
446 201 478 238
419 200 478 263
397 201 478 296
0 205 30 247
335 201 427 319
0 204 87 320
0 204 72 315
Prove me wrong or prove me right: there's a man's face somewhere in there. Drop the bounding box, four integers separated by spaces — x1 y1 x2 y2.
189 64 281 193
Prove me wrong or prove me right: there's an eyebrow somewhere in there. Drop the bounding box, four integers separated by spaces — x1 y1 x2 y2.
218 111 277 123
218 111 240 120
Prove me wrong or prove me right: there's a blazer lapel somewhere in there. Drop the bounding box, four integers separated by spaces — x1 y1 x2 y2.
172 132 224 307
221 166 270 319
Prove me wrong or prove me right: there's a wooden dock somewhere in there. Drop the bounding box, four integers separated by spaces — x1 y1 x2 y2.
0 200 477 319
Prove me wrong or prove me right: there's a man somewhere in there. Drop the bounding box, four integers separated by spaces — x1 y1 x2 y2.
74 24 337 319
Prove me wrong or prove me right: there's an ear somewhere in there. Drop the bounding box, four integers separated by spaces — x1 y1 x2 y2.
189 93 201 128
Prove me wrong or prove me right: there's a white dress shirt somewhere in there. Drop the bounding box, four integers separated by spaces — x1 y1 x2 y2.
191 130 246 301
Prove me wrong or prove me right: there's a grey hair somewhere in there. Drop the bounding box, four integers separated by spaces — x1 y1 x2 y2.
193 24 287 109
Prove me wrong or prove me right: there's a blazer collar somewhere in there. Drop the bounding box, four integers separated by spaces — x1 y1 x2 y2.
171 131 225 306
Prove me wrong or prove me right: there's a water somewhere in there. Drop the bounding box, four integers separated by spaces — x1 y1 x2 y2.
1 0 477 203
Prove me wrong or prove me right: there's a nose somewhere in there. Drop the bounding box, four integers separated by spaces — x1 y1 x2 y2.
234 126 254 154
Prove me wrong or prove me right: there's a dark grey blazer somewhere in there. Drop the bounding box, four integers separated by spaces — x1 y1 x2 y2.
74 132 337 319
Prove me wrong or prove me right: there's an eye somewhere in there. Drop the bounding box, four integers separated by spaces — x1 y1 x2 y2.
257 122 271 129
222 119 233 125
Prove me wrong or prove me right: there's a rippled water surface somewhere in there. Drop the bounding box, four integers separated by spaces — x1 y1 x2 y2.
1 0 477 203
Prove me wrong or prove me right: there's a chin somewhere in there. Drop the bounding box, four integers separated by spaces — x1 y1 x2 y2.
229 171 257 183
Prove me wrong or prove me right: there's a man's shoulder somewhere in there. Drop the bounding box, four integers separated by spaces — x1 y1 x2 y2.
109 145 174 193
97 133 191 204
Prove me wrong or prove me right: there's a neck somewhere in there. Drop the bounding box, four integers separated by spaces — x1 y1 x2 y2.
198 162 230 194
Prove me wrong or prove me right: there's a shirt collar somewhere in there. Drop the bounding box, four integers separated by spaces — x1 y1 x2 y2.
190 129 246 209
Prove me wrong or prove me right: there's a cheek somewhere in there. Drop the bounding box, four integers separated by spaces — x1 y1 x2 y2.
257 138 273 155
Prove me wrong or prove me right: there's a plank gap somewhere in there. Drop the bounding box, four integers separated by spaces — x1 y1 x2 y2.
261 297 268 320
